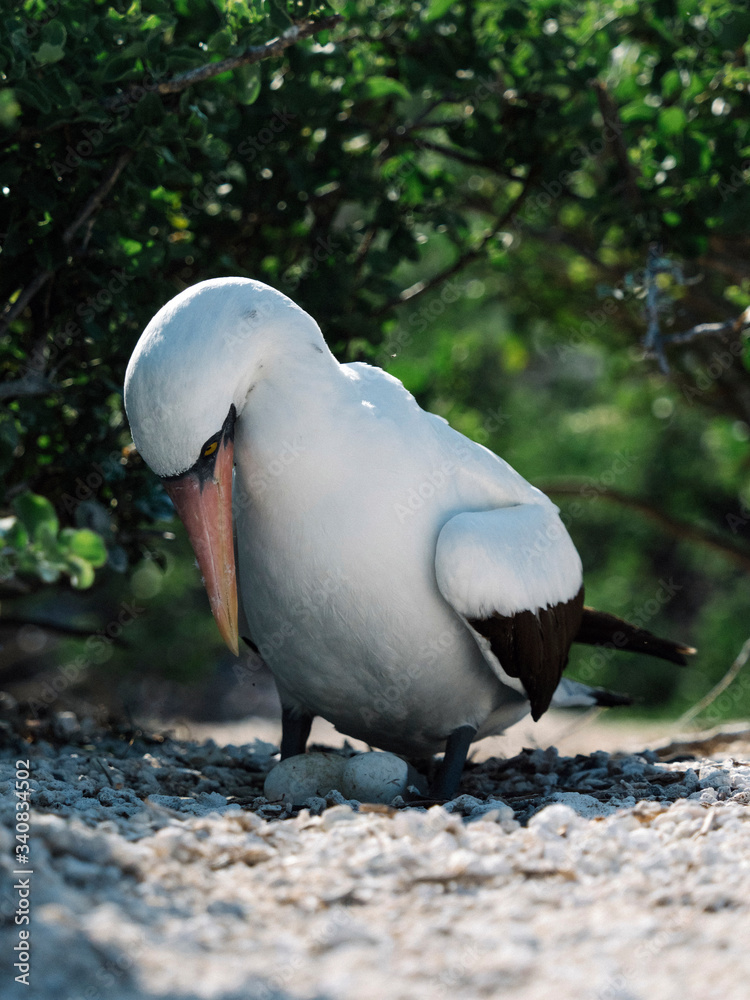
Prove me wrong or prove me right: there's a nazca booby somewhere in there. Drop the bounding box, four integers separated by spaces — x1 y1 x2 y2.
125 277 693 798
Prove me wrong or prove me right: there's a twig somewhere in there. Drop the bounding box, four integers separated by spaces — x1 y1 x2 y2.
105 16 343 104
0 150 134 343
374 170 538 316
590 80 642 212
61 149 134 247
659 305 750 346
677 635 750 727
405 137 498 170
0 371 55 401
537 479 750 573
0 270 55 339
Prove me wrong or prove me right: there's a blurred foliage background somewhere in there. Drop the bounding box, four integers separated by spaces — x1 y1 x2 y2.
1 0 749 729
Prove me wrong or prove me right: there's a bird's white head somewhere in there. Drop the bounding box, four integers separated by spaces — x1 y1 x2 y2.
124 276 324 478
124 276 328 656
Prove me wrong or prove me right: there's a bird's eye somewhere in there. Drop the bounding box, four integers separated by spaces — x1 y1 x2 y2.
203 441 218 458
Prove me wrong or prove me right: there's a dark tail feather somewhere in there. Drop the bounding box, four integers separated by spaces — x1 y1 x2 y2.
590 688 635 708
575 607 696 666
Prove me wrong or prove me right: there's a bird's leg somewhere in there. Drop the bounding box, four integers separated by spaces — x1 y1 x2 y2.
279 706 314 759
428 724 477 800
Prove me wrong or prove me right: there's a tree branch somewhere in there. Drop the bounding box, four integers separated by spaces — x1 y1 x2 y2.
0 371 55 402
406 137 494 169
678 634 750 726
105 15 343 104
1 15 342 351
0 149 135 345
537 479 750 573
61 149 134 246
0 270 55 339
590 79 642 212
374 170 538 316
659 305 750 346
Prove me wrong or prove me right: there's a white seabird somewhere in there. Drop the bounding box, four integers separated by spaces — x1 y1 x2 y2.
125 277 693 797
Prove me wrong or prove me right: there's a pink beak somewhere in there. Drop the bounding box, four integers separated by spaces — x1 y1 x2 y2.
162 434 239 656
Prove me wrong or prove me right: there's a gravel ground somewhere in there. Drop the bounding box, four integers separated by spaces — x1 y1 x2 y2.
2 700 750 1000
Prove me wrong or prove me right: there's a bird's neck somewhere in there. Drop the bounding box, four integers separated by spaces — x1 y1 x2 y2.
236 344 349 479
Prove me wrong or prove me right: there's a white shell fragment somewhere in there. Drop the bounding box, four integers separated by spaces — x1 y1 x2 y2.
263 753 345 803
341 751 425 804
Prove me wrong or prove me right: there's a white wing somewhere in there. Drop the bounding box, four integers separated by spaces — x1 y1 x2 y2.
435 503 584 719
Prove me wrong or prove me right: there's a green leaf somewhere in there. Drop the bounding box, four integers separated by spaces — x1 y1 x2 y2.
0 88 21 128
102 55 136 82
13 493 59 541
234 63 262 106
268 1 292 33
661 69 681 99
12 78 52 113
65 554 95 589
33 42 65 66
41 20 67 49
0 518 28 550
134 92 165 127
119 237 143 256
658 106 686 135
206 28 234 54
59 528 108 567
424 0 456 21
362 76 410 101
620 100 657 124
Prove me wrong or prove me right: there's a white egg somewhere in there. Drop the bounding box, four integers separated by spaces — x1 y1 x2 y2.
263 753 345 803
341 751 425 804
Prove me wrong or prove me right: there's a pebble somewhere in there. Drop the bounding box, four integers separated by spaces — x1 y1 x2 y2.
2 706 750 1000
